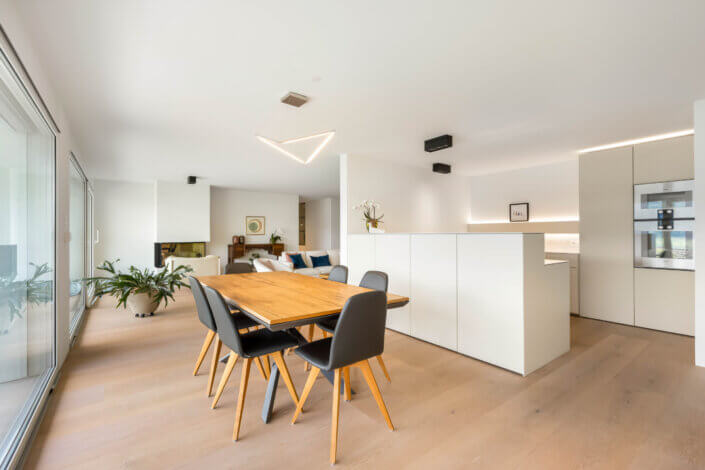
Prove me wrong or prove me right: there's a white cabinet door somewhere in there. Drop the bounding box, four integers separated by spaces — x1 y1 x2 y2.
457 234 524 373
375 235 411 335
579 146 634 325
410 234 457 350
634 135 694 184
634 268 694 336
347 234 375 286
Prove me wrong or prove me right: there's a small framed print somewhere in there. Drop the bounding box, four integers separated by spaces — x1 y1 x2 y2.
509 203 529 222
246 216 266 235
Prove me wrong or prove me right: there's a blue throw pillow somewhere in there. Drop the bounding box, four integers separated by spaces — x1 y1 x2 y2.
311 254 331 267
288 253 307 269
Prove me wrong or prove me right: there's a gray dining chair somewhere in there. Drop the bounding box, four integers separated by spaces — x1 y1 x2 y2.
225 262 253 274
189 276 263 398
292 291 394 464
315 270 392 382
203 285 301 441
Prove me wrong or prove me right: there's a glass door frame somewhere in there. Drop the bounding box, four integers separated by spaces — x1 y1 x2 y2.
0 29 59 469
68 153 89 337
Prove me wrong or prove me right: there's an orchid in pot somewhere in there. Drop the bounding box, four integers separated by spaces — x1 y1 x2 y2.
353 200 384 232
86 259 192 317
269 227 284 245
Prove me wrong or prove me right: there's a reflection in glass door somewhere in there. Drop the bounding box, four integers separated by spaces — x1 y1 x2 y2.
69 155 86 334
0 51 55 465
86 186 96 307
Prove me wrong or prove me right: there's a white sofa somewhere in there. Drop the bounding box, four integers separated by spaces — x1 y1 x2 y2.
252 258 291 273
165 255 220 277
277 250 340 277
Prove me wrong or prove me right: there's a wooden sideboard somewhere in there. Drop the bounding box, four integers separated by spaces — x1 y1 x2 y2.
227 243 285 264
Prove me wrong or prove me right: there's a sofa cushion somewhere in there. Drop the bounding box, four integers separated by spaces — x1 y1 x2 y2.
294 267 320 276
311 254 331 267
287 253 307 269
326 250 340 266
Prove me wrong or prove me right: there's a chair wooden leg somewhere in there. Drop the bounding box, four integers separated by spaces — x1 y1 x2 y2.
211 353 239 409
322 330 329 339
343 367 351 402
254 356 269 380
358 360 394 430
272 351 299 406
376 355 391 383
233 358 252 441
291 366 319 424
193 330 215 376
330 368 341 465
264 354 271 376
207 336 222 396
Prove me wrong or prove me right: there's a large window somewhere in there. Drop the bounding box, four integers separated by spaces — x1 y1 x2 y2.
0 50 55 465
69 155 86 333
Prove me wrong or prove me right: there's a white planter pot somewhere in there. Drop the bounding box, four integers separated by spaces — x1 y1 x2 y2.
126 292 160 317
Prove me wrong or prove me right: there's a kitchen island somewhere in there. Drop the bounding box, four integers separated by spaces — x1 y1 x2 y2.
345 233 570 376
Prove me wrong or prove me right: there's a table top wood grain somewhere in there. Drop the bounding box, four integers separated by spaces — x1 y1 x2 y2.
198 271 409 329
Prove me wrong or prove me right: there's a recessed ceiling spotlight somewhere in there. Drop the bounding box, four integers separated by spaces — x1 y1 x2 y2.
256 131 335 165
280 91 309 107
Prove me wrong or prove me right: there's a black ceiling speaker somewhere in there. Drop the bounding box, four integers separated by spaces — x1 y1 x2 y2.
433 163 451 174
424 134 453 152
187 176 197 184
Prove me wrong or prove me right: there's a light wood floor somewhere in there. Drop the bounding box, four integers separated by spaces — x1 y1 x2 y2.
24 291 705 469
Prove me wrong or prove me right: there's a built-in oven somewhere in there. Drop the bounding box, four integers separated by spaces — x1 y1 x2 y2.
634 219 694 270
634 179 694 220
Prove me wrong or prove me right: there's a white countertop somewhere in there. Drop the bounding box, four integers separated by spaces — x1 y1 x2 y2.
544 259 568 265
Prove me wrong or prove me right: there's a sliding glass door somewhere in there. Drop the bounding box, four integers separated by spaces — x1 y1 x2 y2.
0 51 55 465
69 155 86 333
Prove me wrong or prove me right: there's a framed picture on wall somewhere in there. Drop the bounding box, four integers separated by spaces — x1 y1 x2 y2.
509 203 529 222
246 216 266 235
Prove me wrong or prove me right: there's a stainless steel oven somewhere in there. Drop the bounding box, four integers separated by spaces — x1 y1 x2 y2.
634 180 694 220
634 219 694 270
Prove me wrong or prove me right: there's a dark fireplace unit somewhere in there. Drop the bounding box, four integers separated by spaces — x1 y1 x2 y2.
154 242 206 268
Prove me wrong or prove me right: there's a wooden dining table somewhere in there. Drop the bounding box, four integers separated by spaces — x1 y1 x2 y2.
198 271 409 423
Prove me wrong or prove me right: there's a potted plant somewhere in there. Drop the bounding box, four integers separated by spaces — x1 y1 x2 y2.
86 260 192 317
269 228 284 245
353 200 384 232
0 263 52 335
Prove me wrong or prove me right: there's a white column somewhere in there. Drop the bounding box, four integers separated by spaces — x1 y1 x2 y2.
695 99 705 367
339 154 348 265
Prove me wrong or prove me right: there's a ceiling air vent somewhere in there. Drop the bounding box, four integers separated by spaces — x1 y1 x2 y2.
281 92 309 107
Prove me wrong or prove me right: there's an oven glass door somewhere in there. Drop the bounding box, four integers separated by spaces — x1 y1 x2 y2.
634 180 694 220
634 220 694 270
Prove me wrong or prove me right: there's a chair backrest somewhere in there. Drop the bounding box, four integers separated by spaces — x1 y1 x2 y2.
188 276 216 331
328 265 348 284
203 285 245 355
225 262 253 274
359 270 388 292
328 291 387 370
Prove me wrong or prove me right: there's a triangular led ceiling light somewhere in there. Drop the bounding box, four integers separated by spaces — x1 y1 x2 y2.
256 131 335 164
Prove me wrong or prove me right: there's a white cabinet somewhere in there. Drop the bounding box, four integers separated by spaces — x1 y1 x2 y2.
545 252 580 314
634 268 694 336
579 146 634 325
634 135 694 184
346 234 375 286
375 235 411 335
409 234 457 350
457 234 524 373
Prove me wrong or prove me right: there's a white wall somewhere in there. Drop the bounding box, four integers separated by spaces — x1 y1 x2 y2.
341 154 470 235
695 99 705 367
210 187 299 270
93 179 155 271
155 181 210 242
468 159 579 223
304 197 340 250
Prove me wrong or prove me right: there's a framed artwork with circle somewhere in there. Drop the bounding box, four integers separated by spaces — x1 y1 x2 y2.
246 216 266 235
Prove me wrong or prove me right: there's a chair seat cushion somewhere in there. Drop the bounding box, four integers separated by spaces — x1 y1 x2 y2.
315 317 337 333
295 337 333 370
240 329 300 358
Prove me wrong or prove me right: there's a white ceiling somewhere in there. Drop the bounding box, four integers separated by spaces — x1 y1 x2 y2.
12 0 705 198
